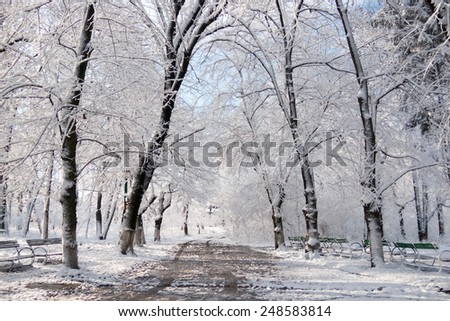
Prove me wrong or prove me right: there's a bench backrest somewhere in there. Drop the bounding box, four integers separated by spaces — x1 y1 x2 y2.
363 239 390 247
394 242 439 251
413 243 438 250
0 240 20 249
288 236 303 241
394 242 416 250
26 238 62 247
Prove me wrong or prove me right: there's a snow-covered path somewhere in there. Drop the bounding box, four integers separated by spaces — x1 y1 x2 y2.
1 238 449 300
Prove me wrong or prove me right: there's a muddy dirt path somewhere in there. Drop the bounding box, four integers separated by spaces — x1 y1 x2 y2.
26 241 278 300
118 241 278 301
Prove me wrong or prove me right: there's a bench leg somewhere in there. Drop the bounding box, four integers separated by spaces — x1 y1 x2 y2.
33 247 48 264
18 247 35 266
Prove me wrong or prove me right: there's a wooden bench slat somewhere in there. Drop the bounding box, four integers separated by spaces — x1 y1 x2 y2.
26 238 62 246
413 243 438 250
393 242 417 250
0 240 20 249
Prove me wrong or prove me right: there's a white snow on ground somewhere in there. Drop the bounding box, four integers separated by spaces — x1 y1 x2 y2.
1 227 450 301
254 249 450 300
0 238 177 300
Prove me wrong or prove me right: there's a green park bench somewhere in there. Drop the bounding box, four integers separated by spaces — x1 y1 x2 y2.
0 240 35 270
26 238 62 264
288 236 307 249
391 242 450 271
325 238 364 258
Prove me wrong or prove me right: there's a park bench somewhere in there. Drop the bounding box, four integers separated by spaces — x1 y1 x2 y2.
26 238 62 264
0 240 35 270
315 237 337 254
288 236 332 252
391 242 450 271
288 236 306 249
288 236 363 258
439 250 450 271
326 238 364 258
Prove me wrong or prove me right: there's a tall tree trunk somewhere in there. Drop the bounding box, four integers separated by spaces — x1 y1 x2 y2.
336 0 384 267
102 198 117 240
0 173 7 232
421 180 429 240
272 184 286 249
153 189 172 242
154 216 162 242
0 106 14 233
0 166 7 232
398 204 406 239
300 160 319 253
393 188 407 239
182 203 189 236
134 186 157 246
24 180 43 237
95 192 103 240
58 2 95 269
399 209 406 239
134 214 145 246
412 171 423 239
437 196 445 239
413 171 429 241
42 151 54 240
17 191 24 230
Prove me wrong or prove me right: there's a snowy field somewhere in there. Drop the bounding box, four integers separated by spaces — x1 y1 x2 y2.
1 227 449 301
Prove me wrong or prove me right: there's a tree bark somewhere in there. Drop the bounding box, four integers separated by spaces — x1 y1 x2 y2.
17 192 24 230
102 198 117 240
421 180 430 241
0 172 7 232
437 196 445 238
182 203 189 236
153 189 172 242
300 160 319 253
413 171 429 241
336 0 384 267
0 174 6 232
134 186 157 246
154 217 162 242
95 192 103 240
24 180 43 237
272 184 286 249
398 203 407 239
58 2 95 269
0 106 14 233
42 151 54 240
134 214 146 246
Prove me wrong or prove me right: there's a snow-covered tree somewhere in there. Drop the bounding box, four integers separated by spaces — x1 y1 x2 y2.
119 0 228 255
335 0 388 267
